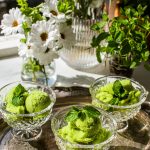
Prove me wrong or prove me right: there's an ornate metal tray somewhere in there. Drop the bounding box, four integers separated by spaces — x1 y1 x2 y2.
0 87 150 150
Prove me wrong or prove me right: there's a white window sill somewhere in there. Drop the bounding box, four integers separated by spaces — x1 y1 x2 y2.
0 35 19 58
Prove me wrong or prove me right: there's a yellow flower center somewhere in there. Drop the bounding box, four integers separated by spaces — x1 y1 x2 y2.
50 10 58 16
28 45 31 49
12 20 18 27
60 33 65 40
40 32 48 41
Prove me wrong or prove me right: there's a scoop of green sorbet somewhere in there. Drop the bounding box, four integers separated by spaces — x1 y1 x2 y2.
96 79 141 106
6 103 25 114
58 107 111 144
25 90 51 113
5 87 16 104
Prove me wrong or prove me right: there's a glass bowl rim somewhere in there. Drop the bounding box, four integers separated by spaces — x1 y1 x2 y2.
51 104 117 148
90 75 149 109
0 81 56 117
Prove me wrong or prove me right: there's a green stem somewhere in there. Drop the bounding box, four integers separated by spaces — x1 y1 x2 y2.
32 70 37 82
146 32 150 39
43 66 48 86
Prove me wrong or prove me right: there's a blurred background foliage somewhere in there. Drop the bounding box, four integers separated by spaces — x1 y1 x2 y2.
0 0 150 33
120 0 150 16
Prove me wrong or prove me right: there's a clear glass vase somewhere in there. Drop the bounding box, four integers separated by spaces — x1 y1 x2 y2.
21 57 57 87
109 55 134 77
59 0 105 71
59 0 117 73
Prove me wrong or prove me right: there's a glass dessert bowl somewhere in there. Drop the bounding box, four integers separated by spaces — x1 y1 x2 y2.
0 81 56 141
90 76 148 132
51 104 117 150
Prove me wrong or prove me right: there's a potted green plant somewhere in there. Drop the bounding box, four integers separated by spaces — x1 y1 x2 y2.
91 4 150 77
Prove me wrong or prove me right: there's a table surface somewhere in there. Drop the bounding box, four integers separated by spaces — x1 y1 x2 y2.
0 95 150 150
0 56 150 100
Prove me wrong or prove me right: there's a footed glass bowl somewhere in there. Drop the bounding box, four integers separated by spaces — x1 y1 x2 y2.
0 81 56 141
51 104 117 150
90 76 148 132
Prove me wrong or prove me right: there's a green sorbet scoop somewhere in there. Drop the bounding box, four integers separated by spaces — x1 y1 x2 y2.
58 106 111 145
25 90 51 113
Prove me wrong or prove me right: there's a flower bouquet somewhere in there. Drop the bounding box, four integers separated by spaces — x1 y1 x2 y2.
0 0 75 86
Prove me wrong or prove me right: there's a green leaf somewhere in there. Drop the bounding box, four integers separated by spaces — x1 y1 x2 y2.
83 106 101 118
57 0 74 14
118 18 128 25
24 58 44 73
110 98 119 105
91 32 109 48
144 51 150 60
121 39 131 55
120 7 125 16
17 0 44 23
130 8 138 17
114 31 125 41
11 84 27 106
102 13 109 21
12 96 25 106
91 21 107 31
12 97 21 106
14 84 26 97
121 91 128 99
22 22 31 35
125 7 131 17
98 32 110 42
91 36 98 47
78 112 86 121
137 4 147 16
113 80 125 97
108 41 118 48
96 46 102 63
65 107 80 122
130 61 137 69
20 38 27 43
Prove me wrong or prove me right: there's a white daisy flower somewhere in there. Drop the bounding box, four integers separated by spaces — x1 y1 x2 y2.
29 20 60 65
58 23 76 50
40 0 66 23
90 0 104 8
29 20 60 53
1 8 24 35
18 39 34 58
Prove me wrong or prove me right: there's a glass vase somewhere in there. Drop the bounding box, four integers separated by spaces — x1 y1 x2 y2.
59 0 117 73
109 55 134 78
59 0 105 71
21 57 57 87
